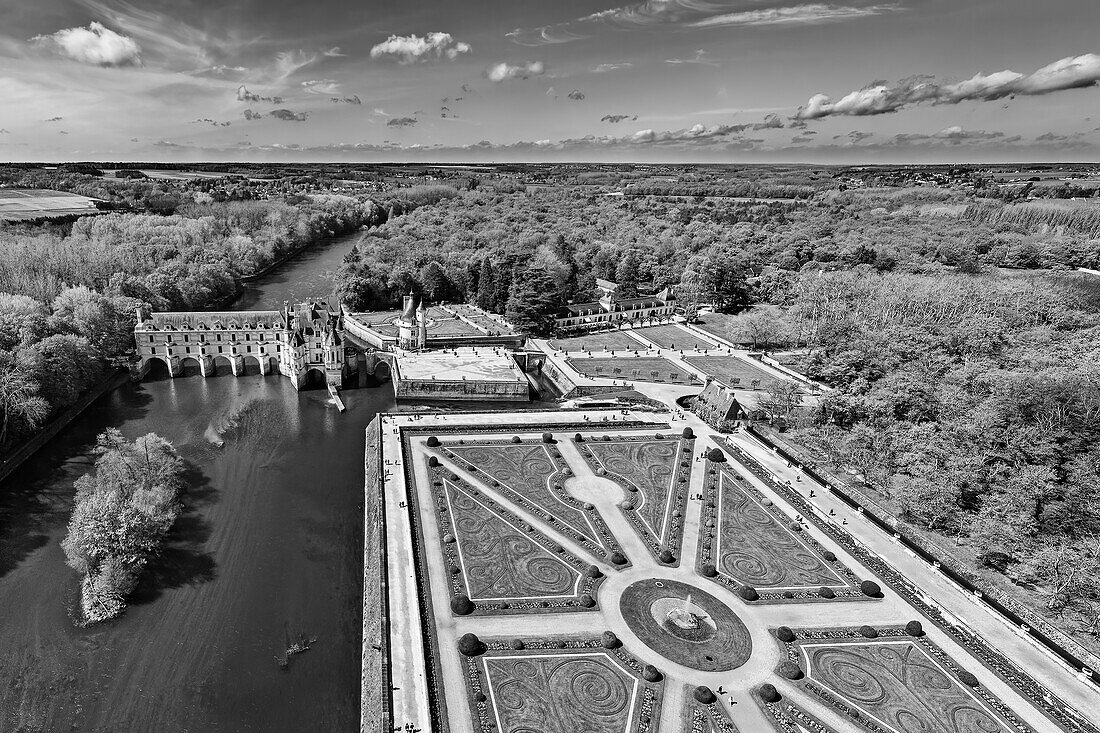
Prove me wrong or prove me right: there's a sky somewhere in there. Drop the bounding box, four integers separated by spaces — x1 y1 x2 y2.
1 0 1100 163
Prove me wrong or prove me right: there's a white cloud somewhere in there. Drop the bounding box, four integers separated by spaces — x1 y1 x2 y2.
799 52 1100 119
591 62 634 73
32 22 142 67
485 61 545 82
302 79 341 95
690 4 894 28
370 33 471 64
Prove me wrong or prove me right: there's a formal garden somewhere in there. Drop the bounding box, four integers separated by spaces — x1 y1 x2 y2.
696 462 869 603
391 422 1096 733
566 356 702 385
576 433 694 564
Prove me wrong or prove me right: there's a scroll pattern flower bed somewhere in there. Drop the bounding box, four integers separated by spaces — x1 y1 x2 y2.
463 639 663 733
443 440 624 562
697 466 866 602
579 436 693 563
781 627 1036 733
428 464 603 614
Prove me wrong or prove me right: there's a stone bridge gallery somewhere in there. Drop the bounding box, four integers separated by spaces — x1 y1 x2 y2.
133 296 536 401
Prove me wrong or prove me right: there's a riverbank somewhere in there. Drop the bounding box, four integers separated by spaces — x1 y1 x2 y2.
0 369 130 486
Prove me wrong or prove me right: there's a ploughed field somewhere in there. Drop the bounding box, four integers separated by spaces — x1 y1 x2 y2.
0 188 99 221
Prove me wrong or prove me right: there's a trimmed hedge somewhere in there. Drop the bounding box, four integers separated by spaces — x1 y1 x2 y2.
694 686 717 704
457 633 485 656
957 670 980 687
659 549 676 564
580 594 596 608
759 683 781 703
738 585 759 601
587 565 603 578
706 448 726 462
426 436 440 447
778 661 803 680
776 626 796 643
822 550 837 562
542 432 554 443
682 427 694 438
701 563 718 578
609 551 627 565
818 586 835 599
860 579 882 598
428 456 439 467
601 630 620 649
859 625 878 638
643 664 662 682
451 594 474 615
905 620 925 636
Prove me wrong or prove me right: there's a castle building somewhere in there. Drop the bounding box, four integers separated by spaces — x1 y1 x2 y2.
134 299 348 389
554 282 676 333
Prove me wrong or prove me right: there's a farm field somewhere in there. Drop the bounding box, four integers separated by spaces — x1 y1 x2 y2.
0 188 99 221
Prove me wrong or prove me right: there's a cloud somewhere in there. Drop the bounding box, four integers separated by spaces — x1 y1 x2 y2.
592 62 634 73
508 1 895 46
236 85 284 104
192 118 231 127
0 129 9 134
690 3 894 28
370 33 471 64
44 116 64 123
324 47 346 57
31 21 142 66
269 109 308 122
665 50 719 67
302 79 341 95
797 52 1100 119
601 114 637 123
271 50 318 81
755 113 784 129
791 134 815 143
387 117 419 127
332 95 362 105
243 109 261 120
486 61 546 82
568 89 586 101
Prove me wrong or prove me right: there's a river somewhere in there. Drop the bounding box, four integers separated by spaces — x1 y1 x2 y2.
0 231 391 732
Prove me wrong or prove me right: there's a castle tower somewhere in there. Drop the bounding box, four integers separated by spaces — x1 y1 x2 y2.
416 299 428 350
397 293 418 350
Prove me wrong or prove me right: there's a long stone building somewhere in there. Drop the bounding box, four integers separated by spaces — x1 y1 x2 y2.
134 299 348 388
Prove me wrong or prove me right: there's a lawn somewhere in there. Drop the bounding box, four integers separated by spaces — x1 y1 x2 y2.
631 324 717 350
683 355 783 388
690 312 740 343
566 357 700 385
550 331 646 353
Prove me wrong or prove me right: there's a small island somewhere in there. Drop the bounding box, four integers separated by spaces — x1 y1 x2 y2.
61 428 184 624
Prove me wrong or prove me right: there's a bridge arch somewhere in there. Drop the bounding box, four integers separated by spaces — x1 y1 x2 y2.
143 355 171 378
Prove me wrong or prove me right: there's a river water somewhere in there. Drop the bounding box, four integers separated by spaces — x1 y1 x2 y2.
0 231 392 732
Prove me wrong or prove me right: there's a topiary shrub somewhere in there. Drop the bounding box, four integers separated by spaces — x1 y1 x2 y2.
580 594 596 608
700 563 718 578
642 664 662 682
442 533 455 544
905 620 925 637
574 433 583 442
706 448 726 463
609 551 627 565
426 436 440 447
510 639 524 650
776 626 796 643
859 625 878 638
448 472 459 481
759 683 781 703
789 522 802 532
511 435 521 443
601 630 620 649
587 565 603 578
475 692 487 703
659 549 675 564
860 580 882 598
818 586 835 599
822 550 837 562
428 456 439 467
682 427 694 439
621 501 635 511
542 432 554 443
739 585 759 601
693 686 717 704
778 661 803 680
451 594 475 615
957 670 980 687
457 633 485 656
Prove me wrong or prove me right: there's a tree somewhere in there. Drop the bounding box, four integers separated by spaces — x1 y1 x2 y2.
732 306 789 351
758 379 804 424
505 266 561 337
17 334 104 412
0 293 47 351
615 250 640 297
475 257 495 311
0 351 50 450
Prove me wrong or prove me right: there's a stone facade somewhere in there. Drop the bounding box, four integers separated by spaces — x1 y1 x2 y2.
555 283 676 332
134 299 348 389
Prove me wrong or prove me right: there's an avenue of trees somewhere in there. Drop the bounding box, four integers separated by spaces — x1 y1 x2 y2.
62 429 184 623
0 194 382 457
